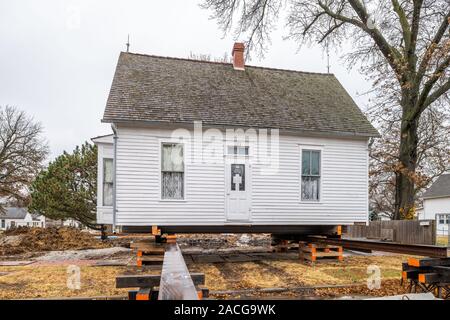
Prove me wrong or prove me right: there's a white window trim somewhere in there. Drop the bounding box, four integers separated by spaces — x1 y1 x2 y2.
299 145 324 204
158 139 187 202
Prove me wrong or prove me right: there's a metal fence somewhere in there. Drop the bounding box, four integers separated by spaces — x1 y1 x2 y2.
345 220 436 245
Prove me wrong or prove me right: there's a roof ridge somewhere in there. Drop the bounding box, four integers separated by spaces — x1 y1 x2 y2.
121 51 334 77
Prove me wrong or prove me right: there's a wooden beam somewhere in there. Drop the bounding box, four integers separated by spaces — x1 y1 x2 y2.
116 273 205 289
408 258 450 268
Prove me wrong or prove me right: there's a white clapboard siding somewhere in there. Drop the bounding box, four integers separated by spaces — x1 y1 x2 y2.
109 125 369 226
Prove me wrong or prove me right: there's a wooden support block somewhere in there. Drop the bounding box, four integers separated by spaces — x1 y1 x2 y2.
403 270 421 281
152 225 161 236
197 286 209 299
128 290 138 300
136 288 152 300
418 273 441 284
151 287 160 300
166 234 177 244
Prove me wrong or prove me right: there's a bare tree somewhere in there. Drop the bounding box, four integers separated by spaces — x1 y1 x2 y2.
189 51 232 63
0 106 48 211
369 105 450 219
202 0 450 219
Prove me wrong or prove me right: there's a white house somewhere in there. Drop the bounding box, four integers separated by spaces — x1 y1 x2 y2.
0 207 46 230
419 174 450 236
93 43 378 235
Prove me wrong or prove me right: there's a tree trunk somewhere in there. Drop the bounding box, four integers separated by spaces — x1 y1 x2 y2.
394 109 419 220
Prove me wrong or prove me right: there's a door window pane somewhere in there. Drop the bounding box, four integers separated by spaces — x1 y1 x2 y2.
227 146 249 156
231 164 245 191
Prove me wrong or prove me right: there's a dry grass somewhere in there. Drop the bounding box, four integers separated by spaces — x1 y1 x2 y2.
0 266 130 299
0 254 409 299
436 236 448 247
195 255 406 290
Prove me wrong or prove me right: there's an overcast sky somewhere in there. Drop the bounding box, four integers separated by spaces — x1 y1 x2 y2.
0 0 371 160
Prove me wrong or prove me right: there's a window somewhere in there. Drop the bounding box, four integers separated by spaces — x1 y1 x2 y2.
227 146 249 156
10 221 15 228
161 143 184 199
1 220 4 228
301 150 321 201
231 164 245 191
437 214 449 225
103 158 113 206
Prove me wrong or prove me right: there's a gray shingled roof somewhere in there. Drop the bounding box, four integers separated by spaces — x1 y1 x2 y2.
0 207 28 219
103 52 378 137
423 174 450 199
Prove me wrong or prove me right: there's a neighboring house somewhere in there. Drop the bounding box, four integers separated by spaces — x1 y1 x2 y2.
0 207 46 230
45 218 85 229
419 174 450 236
93 43 378 234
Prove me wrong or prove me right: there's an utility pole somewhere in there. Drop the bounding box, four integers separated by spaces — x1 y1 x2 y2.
326 40 331 74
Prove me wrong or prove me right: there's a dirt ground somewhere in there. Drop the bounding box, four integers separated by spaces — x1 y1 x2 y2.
0 230 414 299
0 227 111 256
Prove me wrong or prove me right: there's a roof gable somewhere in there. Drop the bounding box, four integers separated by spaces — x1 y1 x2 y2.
0 207 29 219
103 52 379 137
423 174 450 199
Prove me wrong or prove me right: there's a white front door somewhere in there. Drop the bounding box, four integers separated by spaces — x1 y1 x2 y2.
226 162 251 221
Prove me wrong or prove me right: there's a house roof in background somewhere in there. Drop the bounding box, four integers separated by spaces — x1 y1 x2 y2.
102 52 379 137
423 174 450 199
91 134 113 144
0 207 29 220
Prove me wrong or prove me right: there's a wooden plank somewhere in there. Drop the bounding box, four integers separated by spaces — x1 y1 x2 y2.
314 251 342 258
408 257 450 268
418 273 441 284
138 256 165 265
138 247 166 255
116 273 205 288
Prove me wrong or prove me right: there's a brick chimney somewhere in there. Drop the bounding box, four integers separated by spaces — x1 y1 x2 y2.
232 42 245 70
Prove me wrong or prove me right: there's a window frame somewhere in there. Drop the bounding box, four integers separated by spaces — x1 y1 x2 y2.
299 145 323 203
159 141 187 202
102 158 114 207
